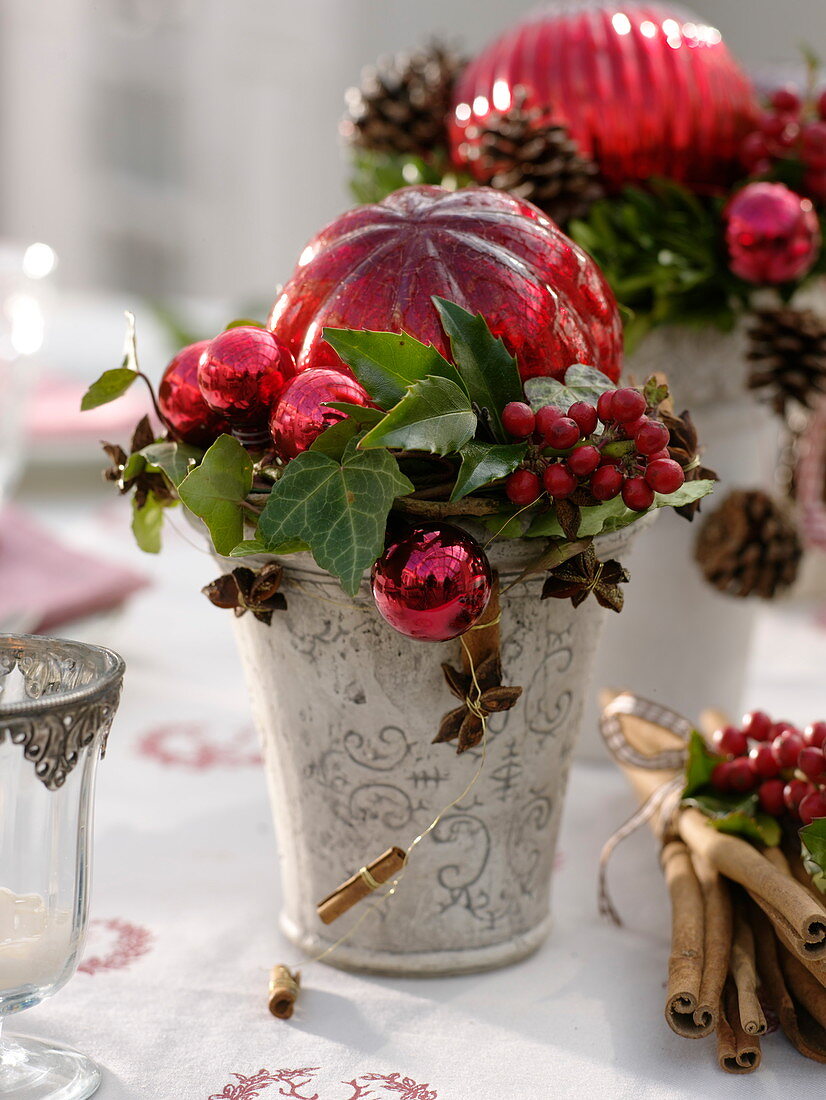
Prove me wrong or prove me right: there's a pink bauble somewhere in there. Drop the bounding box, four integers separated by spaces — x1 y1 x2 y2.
371 522 492 642
270 368 372 458
268 185 622 383
158 341 229 447
197 326 297 444
450 3 759 192
725 182 821 284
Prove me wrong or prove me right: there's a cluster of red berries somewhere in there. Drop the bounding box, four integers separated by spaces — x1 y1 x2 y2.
710 711 826 826
501 387 684 512
740 85 826 204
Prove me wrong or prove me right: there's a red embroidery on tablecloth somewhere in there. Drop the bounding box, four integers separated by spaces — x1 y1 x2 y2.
137 722 263 770
78 918 153 975
207 1070 438 1100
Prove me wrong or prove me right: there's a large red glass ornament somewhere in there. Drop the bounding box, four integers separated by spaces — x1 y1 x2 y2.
371 522 493 642
450 3 759 193
158 340 229 447
725 183 821 285
269 185 622 383
197 326 297 446
269 368 373 459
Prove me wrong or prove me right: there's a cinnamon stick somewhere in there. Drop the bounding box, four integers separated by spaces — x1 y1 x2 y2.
662 841 712 1037
691 852 731 1035
716 978 761 1073
316 846 406 925
268 965 300 1019
781 950 826 1030
730 907 766 1036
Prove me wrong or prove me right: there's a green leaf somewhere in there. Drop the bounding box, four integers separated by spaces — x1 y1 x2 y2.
708 807 782 848
140 441 203 487
178 434 254 556
359 376 477 455
643 376 670 409
121 451 147 481
257 438 413 595
81 367 138 411
309 418 361 460
450 441 527 502
131 493 168 554
323 328 464 410
801 818 826 894
432 297 523 441
325 402 385 429
229 537 308 557
523 364 615 413
683 729 723 797
224 318 264 330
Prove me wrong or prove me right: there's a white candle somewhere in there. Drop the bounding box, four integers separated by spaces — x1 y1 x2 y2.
0 887 74 991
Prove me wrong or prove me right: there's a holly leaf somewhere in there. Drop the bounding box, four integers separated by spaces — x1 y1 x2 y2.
309 417 361 460
683 730 724 796
359 376 477 455
257 437 413 595
523 364 615 413
708 806 782 848
324 402 385 429
526 479 716 537
131 493 171 554
432 297 523 441
323 328 465 410
141 441 203 487
81 367 138 411
450 441 528 501
800 818 826 894
178 434 254 555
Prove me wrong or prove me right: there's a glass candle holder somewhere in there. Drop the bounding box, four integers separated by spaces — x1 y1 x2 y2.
0 634 124 1099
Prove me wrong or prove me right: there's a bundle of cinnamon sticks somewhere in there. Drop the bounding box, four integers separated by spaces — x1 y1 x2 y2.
603 694 826 1073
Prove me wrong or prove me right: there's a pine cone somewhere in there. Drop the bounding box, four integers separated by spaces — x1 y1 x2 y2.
694 489 802 599
746 307 826 417
341 42 464 158
466 91 604 223
660 409 718 521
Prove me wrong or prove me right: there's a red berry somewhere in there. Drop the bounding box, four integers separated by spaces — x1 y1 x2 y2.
750 745 780 779
542 463 577 498
758 778 786 816
728 756 758 793
596 390 616 423
713 725 748 757
805 721 826 748
784 778 814 817
819 90 826 121
534 405 562 441
770 87 801 115
741 131 770 167
644 458 685 495
759 110 788 139
799 790 826 825
634 420 670 456
567 444 601 476
711 761 735 792
647 448 671 464
770 720 799 739
505 469 542 505
798 746 826 780
773 730 806 768
742 710 772 742
621 476 655 512
620 415 648 437
545 417 581 451
567 401 598 436
590 465 624 500
502 401 535 439
611 387 646 423
802 121 826 168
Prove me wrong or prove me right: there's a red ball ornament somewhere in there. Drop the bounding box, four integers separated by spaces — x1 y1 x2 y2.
270 368 373 458
371 522 493 642
725 182 821 284
158 340 229 447
269 185 622 383
450 3 759 193
197 326 297 446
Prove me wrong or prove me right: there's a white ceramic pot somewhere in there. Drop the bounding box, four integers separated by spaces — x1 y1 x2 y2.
227 522 645 976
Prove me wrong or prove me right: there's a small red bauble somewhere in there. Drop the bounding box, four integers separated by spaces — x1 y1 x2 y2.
725 182 821 284
198 326 297 445
269 186 622 383
158 340 229 447
371 522 492 642
269 368 372 459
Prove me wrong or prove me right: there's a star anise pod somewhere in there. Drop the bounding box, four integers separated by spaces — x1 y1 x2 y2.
102 416 175 508
434 652 522 753
660 409 717 521
202 563 287 625
541 546 629 613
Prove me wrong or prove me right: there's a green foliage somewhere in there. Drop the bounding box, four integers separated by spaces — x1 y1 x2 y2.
324 402 385 429
81 367 138 411
523 364 615 413
801 818 826 894
308 418 361 460
682 730 722 796
230 537 308 557
360 376 477 454
450 442 528 502
131 493 172 554
178 435 254 556
526 480 716 538
140 441 203 488
348 148 472 205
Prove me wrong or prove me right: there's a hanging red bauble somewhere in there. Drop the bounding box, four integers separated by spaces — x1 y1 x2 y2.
371 522 493 642
197 326 297 446
450 3 759 193
270 368 373 458
158 341 229 447
725 183 821 285
268 185 622 383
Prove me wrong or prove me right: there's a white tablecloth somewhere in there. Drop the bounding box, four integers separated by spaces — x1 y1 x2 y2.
15 489 826 1099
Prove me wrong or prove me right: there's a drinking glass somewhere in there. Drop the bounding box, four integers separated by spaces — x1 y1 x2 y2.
0 634 124 1099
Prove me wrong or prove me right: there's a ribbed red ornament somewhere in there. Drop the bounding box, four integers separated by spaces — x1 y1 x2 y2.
197 326 296 447
158 341 229 447
270 368 373 458
725 182 821 284
371 522 492 642
269 185 621 383
450 2 759 193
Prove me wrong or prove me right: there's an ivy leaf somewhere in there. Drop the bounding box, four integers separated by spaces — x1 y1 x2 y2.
309 418 361 460
523 364 615 413
131 493 171 554
526 479 716 537
257 437 413 595
801 818 826 894
432 297 523 441
450 441 528 501
643 376 670 409
323 328 465 409
81 367 138 411
141 441 203 488
325 402 385 429
178 434 254 556
683 730 724 797
359 376 477 455
224 318 264 330
230 537 308 557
